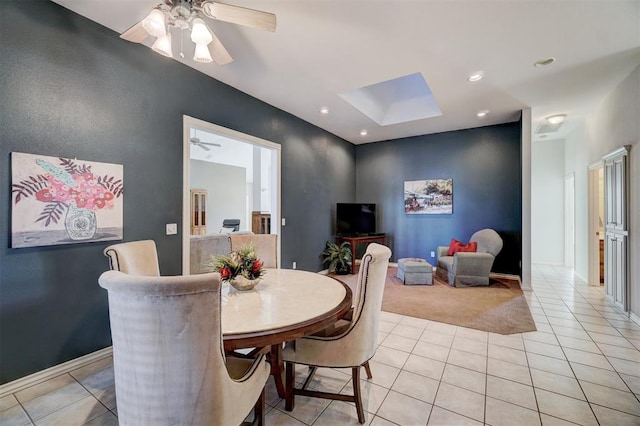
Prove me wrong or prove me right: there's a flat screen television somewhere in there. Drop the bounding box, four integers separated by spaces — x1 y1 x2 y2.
336 203 376 236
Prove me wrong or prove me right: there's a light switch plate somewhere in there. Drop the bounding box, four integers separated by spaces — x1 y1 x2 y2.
281 217 286 226
166 223 178 235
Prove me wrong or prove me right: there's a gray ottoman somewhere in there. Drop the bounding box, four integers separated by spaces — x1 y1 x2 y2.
397 258 433 285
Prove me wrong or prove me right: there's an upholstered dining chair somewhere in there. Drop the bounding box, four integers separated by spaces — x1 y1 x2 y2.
103 240 160 276
435 228 503 287
281 243 392 424
98 270 271 426
229 233 278 268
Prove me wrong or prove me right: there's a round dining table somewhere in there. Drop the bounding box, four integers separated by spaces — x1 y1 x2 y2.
221 268 352 398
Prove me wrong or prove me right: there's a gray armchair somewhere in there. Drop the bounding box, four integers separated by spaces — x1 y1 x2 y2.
435 229 503 287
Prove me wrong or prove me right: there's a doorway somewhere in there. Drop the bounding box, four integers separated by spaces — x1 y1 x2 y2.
588 162 605 286
564 174 575 268
182 115 281 273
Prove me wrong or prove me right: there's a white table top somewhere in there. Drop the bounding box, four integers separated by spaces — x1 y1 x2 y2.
221 268 348 335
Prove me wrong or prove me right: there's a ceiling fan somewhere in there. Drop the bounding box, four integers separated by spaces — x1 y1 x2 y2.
190 135 222 151
120 0 276 65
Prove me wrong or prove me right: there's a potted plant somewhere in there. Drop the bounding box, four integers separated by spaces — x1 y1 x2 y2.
321 241 352 274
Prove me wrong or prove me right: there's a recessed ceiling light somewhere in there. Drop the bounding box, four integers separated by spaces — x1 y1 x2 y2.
534 57 556 67
546 114 567 124
320 106 330 115
467 71 484 82
476 110 489 118
360 129 368 136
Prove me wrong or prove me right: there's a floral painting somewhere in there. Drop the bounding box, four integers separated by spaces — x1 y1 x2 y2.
404 179 453 214
11 152 124 248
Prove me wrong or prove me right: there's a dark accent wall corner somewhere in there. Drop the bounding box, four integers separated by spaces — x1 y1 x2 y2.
0 1 355 384
355 123 522 275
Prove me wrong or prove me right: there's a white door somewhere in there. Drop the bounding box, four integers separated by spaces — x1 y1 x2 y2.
603 146 630 312
564 175 575 268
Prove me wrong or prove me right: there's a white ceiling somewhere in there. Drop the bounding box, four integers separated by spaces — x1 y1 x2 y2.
51 0 640 144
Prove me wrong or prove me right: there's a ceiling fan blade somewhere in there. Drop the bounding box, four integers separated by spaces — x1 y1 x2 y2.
201 142 222 147
201 2 276 32
120 21 149 43
197 143 211 151
208 29 233 65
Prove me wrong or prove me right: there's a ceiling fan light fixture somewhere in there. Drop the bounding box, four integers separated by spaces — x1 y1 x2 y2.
194 43 214 63
152 32 173 58
121 1 276 66
191 18 213 45
546 114 567 124
142 9 167 38
467 71 484 82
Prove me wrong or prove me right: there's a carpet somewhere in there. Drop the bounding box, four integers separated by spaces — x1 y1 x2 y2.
333 266 536 335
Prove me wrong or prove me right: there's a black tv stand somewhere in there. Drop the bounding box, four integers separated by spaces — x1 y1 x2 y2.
336 234 387 274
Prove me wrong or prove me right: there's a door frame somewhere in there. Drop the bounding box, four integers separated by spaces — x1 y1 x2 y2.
587 161 604 286
182 115 282 274
564 173 575 268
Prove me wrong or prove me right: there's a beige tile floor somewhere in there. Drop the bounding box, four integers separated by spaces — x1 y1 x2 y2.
2 264 640 425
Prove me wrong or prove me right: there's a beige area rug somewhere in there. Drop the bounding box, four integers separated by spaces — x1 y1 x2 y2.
333 266 536 335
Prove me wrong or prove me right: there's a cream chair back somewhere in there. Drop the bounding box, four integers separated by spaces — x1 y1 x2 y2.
98 270 269 425
340 242 392 365
103 240 160 276
284 243 391 368
281 243 391 423
229 234 278 268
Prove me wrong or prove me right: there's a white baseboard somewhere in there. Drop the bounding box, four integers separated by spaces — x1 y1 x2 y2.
574 271 588 283
0 347 113 398
531 261 565 266
631 312 640 327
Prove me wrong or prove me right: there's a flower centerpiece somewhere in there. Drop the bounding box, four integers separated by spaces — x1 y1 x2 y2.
213 244 266 291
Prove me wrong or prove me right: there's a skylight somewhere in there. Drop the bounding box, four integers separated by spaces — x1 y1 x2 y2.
339 72 442 126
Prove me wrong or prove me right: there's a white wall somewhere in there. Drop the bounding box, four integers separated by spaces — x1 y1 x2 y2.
532 138 565 264
190 160 247 233
564 125 590 281
566 65 639 318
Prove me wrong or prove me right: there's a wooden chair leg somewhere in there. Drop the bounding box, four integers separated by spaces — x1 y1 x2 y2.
352 366 365 424
302 366 318 390
285 361 295 411
252 388 266 426
268 344 287 398
363 361 372 379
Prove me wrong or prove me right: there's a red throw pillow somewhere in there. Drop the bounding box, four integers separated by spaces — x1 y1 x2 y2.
447 238 478 256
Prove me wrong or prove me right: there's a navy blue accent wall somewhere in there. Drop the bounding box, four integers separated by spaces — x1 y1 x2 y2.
355 123 522 275
0 1 355 383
